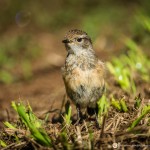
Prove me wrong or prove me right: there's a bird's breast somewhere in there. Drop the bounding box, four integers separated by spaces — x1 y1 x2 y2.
64 67 103 92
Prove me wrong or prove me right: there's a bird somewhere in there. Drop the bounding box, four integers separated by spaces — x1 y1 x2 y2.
61 29 105 121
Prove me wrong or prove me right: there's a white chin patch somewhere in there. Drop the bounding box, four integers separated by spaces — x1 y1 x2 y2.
69 44 84 54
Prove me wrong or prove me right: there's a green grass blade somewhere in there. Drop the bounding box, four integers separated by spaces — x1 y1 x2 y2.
12 102 52 147
120 98 128 112
0 140 7 147
111 97 122 111
134 94 142 109
3 121 16 129
128 105 150 131
97 95 109 124
64 101 72 126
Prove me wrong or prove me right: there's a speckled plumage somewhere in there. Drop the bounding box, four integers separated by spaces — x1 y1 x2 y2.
62 29 105 110
64 29 88 40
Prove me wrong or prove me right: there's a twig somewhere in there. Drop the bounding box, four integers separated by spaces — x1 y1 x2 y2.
1 142 26 150
100 115 106 138
76 126 82 145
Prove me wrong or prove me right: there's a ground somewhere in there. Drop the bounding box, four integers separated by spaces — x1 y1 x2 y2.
0 30 149 149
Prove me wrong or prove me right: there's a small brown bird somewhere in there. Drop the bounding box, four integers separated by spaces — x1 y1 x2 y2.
61 29 105 120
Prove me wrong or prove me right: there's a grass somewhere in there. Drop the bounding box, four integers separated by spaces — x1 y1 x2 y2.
97 95 109 125
111 96 128 112
63 101 72 127
107 38 150 94
128 104 150 131
0 94 149 149
12 102 52 147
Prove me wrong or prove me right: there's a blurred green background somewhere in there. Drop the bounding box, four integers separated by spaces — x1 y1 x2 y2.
0 0 150 84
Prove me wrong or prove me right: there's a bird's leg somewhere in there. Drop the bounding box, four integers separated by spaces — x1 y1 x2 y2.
95 104 100 129
95 114 100 129
87 105 100 128
76 104 83 124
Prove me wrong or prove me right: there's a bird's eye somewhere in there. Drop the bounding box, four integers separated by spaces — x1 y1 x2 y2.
77 38 82 42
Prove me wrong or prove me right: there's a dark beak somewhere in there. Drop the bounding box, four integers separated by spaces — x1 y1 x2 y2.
62 39 70 43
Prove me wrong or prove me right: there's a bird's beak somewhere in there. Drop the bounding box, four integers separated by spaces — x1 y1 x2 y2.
62 39 70 43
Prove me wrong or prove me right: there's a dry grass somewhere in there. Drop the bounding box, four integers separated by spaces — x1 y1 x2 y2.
0 95 149 150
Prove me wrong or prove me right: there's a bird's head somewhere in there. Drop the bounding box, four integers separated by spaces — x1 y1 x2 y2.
62 29 93 55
